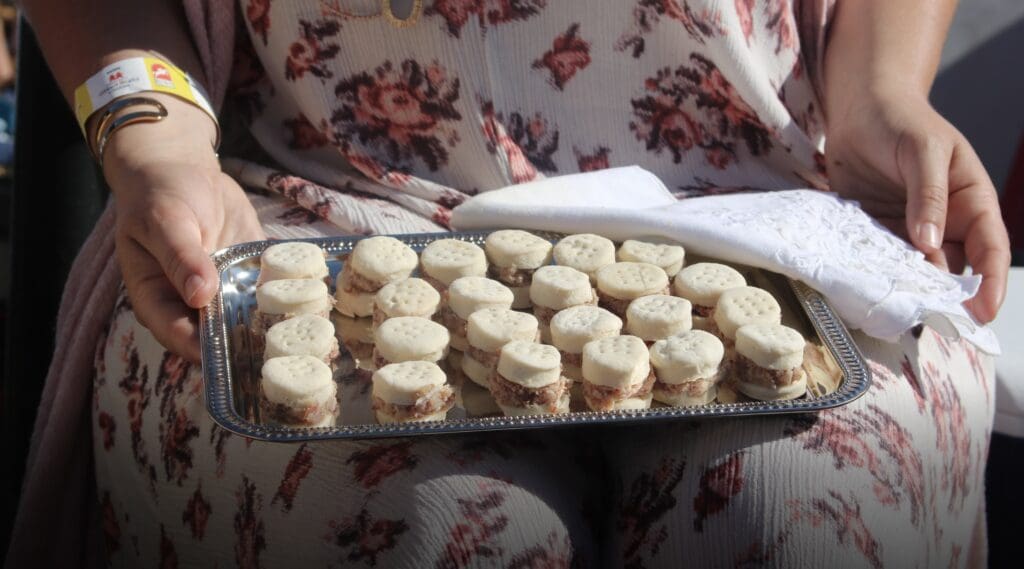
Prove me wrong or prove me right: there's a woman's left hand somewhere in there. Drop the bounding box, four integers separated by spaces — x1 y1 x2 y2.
824 89 1011 323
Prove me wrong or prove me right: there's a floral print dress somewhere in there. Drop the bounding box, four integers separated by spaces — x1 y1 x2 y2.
92 1 995 567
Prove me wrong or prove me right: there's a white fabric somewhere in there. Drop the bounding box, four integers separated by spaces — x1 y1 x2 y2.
452 166 1000 354
989 267 1024 436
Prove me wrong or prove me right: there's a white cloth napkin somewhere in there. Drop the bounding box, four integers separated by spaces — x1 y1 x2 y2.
452 166 1000 355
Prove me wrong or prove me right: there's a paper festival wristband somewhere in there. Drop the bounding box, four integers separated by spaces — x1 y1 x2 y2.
73 56 219 148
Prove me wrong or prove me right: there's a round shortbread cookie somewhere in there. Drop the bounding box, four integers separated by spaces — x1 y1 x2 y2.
349 236 418 285
484 230 553 269
257 279 332 315
334 272 375 317
261 355 335 408
458 379 502 416
714 286 782 339
420 239 487 286
446 348 464 372
498 393 570 417
549 305 622 353
530 265 594 310
332 313 374 344
617 240 685 276
552 234 616 281
448 277 514 320
735 323 805 370
625 295 693 341
374 317 450 363
562 363 583 382
371 361 447 406
497 341 562 388
375 278 441 319
596 262 669 300
737 373 807 401
673 263 746 307
265 314 338 360
375 408 449 424
581 335 650 389
649 330 724 384
654 384 718 407
607 393 653 410
509 285 532 310
461 353 491 388
259 242 329 283
466 308 539 352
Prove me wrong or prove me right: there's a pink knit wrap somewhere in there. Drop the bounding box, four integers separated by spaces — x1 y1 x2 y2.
4 2 236 567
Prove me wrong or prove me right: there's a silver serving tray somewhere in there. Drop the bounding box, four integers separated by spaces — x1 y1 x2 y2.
200 231 871 442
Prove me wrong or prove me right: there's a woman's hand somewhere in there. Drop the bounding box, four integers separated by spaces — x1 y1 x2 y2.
824 88 1011 324
102 95 265 361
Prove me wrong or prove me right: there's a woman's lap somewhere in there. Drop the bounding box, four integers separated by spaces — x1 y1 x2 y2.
94 298 993 568
601 329 993 568
92 195 994 567
94 294 597 568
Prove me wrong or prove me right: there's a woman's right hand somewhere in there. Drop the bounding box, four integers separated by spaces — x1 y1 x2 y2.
101 94 265 362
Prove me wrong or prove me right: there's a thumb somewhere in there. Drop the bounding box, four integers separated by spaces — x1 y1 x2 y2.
898 134 952 254
133 210 219 309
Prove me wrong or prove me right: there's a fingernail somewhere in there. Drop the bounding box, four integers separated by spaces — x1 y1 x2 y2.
184 275 205 302
919 222 941 250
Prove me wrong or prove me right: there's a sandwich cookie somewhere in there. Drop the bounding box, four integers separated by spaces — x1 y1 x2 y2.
552 234 616 283
712 286 782 344
258 241 329 285
673 263 746 330
264 314 341 367
733 323 807 401
373 277 441 328
491 341 570 416
446 345 500 415
420 239 487 291
371 361 455 423
437 277 514 351
336 236 418 317
649 330 724 406
346 236 419 291
459 379 502 417
625 295 693 343
260 355 338 426
255 278 333 334
445 348 466 385
581 335 655 411
372 316 450 369
549 305 622 381
595 262 670 318
463 308 540 388
530 265 597 341
617 240 685 277
484 230 553 308
332 313 375 368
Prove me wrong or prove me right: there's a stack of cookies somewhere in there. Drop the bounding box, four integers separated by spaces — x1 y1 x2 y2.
253 242 339 427
251 230 812 428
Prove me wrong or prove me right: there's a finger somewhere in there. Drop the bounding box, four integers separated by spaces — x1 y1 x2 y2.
925 248 950 274
963 213 1010 323
947 141 1011 323
130 205 219 309
897 133 952 254
118 237 203 362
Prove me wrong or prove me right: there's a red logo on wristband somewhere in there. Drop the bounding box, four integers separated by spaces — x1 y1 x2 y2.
151 63 174 88
107 70 124 83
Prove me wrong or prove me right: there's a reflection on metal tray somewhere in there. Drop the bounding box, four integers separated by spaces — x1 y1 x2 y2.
200 231 871 442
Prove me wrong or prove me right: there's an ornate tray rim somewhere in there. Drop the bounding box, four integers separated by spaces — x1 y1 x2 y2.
200 232 872 442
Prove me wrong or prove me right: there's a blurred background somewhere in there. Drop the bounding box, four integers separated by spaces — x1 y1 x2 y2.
0 0 1021 565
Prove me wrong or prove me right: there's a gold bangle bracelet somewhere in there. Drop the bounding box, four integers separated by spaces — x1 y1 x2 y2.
93 97 169 165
